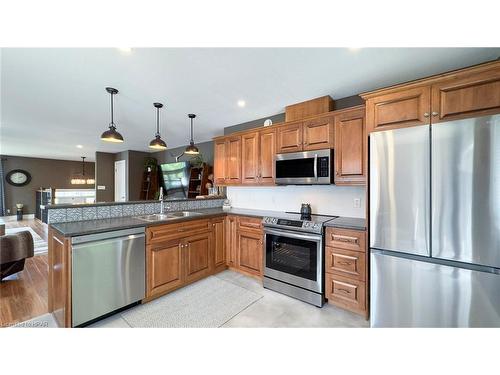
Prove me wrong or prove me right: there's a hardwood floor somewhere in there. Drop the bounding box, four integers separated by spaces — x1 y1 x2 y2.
0 219 49 327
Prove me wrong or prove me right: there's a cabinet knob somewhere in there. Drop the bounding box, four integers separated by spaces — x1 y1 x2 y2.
423 112 430 117
432 111 439 116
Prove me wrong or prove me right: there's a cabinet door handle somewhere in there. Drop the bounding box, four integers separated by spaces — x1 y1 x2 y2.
336 288 351 294
332 234 359 244
432 111 439 116
337 260 353 266
423 112 430 117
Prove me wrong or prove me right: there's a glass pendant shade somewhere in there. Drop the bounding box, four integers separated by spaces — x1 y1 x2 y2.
149 102 167 150
185 114 199 155
101 87 124 143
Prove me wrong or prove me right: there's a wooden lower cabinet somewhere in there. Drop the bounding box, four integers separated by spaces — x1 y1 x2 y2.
226 215 238 267
325 273 366 316
47 228 72 328
212 217 226 271
324 227 368 318
146 215 264 300
146 219 218 300
185 232 212 283
237 229 263 277
147 238 184 297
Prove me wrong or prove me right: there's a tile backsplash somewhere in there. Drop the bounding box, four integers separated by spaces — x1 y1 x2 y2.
47 199 225 224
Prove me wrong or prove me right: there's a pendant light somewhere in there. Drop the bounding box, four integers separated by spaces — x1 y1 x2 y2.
101 87 124 143
184 114 199 155
71 157 95 185
149 102 167 150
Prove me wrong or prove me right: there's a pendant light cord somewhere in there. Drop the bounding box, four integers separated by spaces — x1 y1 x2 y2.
110 92 114 127
190 117 194 143
156 107 160 136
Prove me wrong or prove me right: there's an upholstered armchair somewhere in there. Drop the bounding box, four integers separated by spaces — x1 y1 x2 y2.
0 230 34 280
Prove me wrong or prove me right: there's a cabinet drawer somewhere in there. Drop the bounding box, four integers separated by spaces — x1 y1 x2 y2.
325 273 366 314
237 216 262 232
325 227 366 252
147 219 211 243
326 247 366 281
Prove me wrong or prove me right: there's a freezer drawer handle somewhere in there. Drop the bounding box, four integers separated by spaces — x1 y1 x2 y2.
332 234 358 244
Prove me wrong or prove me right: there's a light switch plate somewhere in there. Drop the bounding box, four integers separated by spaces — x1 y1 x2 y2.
97 185 106 190
353 198 361 208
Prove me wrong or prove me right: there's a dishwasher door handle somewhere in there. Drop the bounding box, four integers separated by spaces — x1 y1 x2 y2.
72 233 145 250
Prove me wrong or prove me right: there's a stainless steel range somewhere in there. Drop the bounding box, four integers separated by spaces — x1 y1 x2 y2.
262 213 337 307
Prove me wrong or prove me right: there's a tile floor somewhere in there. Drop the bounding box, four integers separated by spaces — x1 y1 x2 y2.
13 270 369 328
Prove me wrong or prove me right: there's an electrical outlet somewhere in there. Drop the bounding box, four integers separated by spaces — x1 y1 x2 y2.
353 198 361 209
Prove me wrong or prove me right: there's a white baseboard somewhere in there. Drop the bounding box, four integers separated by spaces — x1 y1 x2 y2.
0 214 35 222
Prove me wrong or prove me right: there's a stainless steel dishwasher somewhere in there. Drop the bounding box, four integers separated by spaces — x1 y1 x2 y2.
71 227 145 327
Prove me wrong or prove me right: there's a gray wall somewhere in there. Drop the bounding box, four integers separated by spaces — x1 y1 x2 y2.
154 140 214 166
1 155 95 214
95 151 115 202
128 151 152 201
97 150 153 202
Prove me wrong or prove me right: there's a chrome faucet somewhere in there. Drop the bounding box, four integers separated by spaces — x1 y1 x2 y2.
159 187 164 213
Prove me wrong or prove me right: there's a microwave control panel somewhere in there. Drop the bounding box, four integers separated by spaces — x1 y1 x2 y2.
318 156 330 177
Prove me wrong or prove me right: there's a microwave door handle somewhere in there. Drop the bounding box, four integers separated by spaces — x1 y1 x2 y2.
314 154 318 181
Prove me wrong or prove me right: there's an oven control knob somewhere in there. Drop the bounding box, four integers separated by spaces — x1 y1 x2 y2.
312 223 320 230
304 222 311 227
272 218 277 224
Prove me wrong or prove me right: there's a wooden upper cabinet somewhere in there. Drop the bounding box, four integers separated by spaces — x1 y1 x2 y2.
303 116 334 150
430 65 500 123
334 107 366 185
258 128 276 184
226 136 241 184
213 138 226 185
365 86 431 132
241 132 259 184
277 122 303 153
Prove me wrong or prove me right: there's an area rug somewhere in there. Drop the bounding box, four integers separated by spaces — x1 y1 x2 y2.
121 276 262 328
5 227 48 255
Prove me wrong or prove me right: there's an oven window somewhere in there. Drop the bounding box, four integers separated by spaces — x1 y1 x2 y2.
266 233 318 281
276 158 315 178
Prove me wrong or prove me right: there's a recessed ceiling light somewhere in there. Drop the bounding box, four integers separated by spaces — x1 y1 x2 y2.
348 47 362 52
237 100 246 108
76 144 83 149
117 47 132 54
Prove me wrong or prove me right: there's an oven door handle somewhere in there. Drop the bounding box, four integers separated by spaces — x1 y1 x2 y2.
264 228 322 242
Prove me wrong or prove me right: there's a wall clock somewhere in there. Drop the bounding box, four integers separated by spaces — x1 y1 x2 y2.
6 169 32 187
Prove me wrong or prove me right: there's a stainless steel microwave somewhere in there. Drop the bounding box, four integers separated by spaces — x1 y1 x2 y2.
275 149 333 185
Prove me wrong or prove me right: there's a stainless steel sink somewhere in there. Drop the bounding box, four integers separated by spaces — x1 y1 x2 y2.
167 211 203 218
134 214 172 222
134 211 202 222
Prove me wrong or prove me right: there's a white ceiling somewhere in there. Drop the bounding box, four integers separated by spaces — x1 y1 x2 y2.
1 48 499 161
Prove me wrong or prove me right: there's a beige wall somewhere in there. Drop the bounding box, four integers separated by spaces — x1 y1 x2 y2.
2 155 95 214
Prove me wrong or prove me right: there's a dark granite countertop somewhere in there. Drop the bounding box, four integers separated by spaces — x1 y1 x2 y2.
49 207 277 237
324 216 366 231
50 206 367 237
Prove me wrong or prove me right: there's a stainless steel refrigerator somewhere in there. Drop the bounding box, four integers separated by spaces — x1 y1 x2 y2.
370 114 500 327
